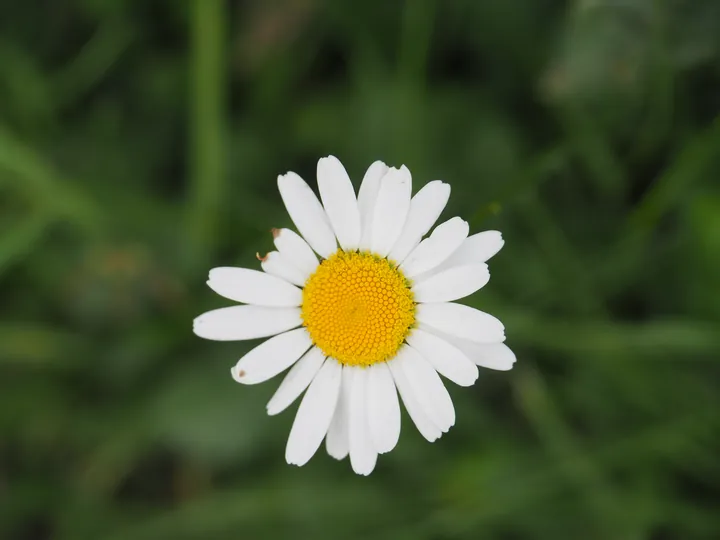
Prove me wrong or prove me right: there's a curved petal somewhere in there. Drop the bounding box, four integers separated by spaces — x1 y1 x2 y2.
273 228 319 278
388 181 451 263
208 267 302 307
449 231 505 265
366 362 401 453
399 217 469 278
402 346 455 432
326 364 353 460
412 263 490 303
357 161 388 251
266 347 326 416
387 349 442 442
193 305 301 341
285 358 342 466
416 302 505 343
370 166 412 257
349 367 378 475
277 172 337 258
317 156 361 251
406 329 478 387
424 231 504 278
231 328 312 385
444 339 517 371
261 251 307 287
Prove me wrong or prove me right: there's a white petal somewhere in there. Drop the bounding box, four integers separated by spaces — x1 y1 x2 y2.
388 181 451 263
405 329 478 387
416 302 505 343
273 228 319 278
348 367 378 475
326 365 353 460
357 161 388 251
266 347 326 416
231 328 312 385
285 358 342 466
445 340 517 371
412 264 490 303
277 172 337 258
449 231 505 264
387 349 442 442
317 156 361 251
261 251 307 287
366 363 401 453
425 231 505 278
369 166 412 257
400 217 469 278
402 346 455 432
208 267 301 307
193 305 301 341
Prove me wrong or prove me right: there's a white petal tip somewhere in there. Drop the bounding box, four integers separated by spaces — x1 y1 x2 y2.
455 375 479 388
350 461 377 475
285 454 309 467
266 405 281 416
277 172 299 188
207 267 226 281
230 366 246 383
492 361 516 372
485 231 505 260
437 182 451 197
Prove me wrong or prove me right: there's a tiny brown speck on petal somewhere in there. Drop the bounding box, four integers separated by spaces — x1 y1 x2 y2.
271 228 281 239
256 252 269 262
238 369 246 377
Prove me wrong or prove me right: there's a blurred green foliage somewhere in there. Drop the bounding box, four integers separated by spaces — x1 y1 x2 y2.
1 0 719 538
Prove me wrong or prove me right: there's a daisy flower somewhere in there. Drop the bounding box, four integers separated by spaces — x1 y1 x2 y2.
193 156 515 475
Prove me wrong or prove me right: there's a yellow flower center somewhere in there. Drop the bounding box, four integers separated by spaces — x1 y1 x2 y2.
301 250 415 367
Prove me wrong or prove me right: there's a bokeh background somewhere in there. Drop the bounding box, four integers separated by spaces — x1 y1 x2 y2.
2 0 720 538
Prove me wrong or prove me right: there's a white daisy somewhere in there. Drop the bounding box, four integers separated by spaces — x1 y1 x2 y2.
193 156 515 475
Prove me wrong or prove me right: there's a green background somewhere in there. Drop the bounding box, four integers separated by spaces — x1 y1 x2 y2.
2 0 719 538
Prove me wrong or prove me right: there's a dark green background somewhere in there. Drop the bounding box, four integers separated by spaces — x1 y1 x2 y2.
1 1 719 539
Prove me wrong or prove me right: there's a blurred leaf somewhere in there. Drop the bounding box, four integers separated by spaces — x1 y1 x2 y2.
509 313 720 357
52 17 135 108
628 113 720 233
0 213 51 277
0 323 85 368
149 361 273 464
0 126 102 234
0 40 55 131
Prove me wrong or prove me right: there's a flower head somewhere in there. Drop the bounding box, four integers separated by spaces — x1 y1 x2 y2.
194 156 515 475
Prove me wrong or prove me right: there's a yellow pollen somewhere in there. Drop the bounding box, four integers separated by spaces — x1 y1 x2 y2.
301 250 415 367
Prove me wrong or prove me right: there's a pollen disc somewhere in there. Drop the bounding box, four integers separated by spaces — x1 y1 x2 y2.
301 250 415 366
